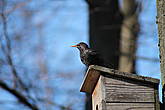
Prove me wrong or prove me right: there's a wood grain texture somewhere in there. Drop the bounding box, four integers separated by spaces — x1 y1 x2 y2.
106 103 155 110
92 76 106 110
80 65 159 94
90 65 159 85
154 89 160 110
105 77 155 102
80 68 100 93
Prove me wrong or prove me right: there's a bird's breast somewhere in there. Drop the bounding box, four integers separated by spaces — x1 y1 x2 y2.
80 52 90 66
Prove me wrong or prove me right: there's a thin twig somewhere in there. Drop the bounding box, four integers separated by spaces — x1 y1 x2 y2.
0 81 38 110
0 1 38 109
1 2 27 91
1 0 32 15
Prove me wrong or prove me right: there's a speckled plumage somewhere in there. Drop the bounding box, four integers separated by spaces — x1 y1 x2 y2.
72 42 106 67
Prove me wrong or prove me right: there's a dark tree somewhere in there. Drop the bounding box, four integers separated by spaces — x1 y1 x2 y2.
88 0 123 70
85 0 140 110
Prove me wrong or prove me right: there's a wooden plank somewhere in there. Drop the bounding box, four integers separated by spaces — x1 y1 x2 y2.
80 68 100 93
90 65 159 85
106 103 155 110
154 89 160 110
80 65 159 93
105 77 155 102
92 76 106 110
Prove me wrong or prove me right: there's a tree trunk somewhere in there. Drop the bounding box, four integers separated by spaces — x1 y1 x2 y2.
157 0 165 109
86 0 123 110
119 0 139 73
88 0 123 69
85 0 139 110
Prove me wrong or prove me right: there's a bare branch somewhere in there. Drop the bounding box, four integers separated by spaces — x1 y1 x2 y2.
38 98 72 110
0 1 28 91
0 81 38 110
0 0 32 15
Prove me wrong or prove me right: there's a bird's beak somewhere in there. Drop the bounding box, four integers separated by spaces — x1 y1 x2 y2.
71 45 77 47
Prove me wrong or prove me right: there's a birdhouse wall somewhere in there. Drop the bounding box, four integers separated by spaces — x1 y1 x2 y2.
104 75 155 102
92 74 159 110
92 76 106 110
80 65 160 110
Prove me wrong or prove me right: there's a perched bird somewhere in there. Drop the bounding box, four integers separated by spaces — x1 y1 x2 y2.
71 42 108 67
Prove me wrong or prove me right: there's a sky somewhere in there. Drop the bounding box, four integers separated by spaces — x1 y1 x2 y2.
136 0 161 101
137 0 160 79
0 0 162 109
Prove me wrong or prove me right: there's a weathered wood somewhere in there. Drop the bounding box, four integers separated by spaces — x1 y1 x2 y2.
106 103 155 110
84 65 159 86
154 89 160 110
105 77 155 102
80 68 100 93
80 65 160 110
92 76 106 110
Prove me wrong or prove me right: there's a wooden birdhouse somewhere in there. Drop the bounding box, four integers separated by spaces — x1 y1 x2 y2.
80 65 160 110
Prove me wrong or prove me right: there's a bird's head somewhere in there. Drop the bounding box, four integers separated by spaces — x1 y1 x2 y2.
71 42 89 52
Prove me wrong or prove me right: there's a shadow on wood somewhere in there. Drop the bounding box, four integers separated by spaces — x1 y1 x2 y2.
80 65 160 110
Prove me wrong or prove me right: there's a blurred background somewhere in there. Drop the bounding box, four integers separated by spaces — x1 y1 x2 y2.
0 0 160 110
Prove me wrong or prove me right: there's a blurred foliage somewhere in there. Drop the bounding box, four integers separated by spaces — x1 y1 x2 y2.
0 0 87 110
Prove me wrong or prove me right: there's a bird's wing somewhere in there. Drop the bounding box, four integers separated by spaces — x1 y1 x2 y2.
87 50 104 65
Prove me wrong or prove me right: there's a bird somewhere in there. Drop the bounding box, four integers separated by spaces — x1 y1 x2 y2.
71 42 109 67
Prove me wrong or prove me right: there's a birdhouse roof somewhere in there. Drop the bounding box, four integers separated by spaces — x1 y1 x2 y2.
80 65 160 93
